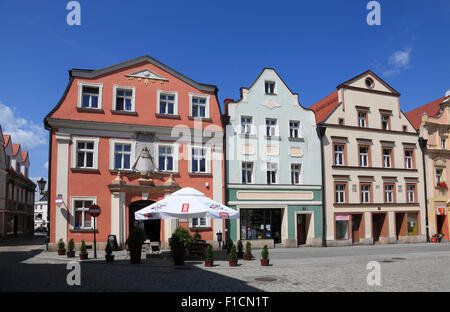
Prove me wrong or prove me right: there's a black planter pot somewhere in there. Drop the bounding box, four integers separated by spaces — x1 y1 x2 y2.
130 246 142 264
173 246 186 266
105 254 115 262
66 251 75 258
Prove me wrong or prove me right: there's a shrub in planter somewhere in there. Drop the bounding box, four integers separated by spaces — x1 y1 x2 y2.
128 228 147 264
66 239 75 258
57 239 66 256
229 244 238 266
237 240 244 259
204 244 214 267
105 243 114 262
244 241 252 260
193 231 202 242
170 226 193 266
260 245 270 266
79 240 88 260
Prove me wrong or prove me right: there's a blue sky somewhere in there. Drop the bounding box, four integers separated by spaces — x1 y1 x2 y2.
0 0 449 188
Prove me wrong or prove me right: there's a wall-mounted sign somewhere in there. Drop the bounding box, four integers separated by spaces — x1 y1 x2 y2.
437 207 447 215
55 195 63 208
336 215 350 221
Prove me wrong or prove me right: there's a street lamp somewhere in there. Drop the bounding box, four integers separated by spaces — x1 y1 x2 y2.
37 178 46 195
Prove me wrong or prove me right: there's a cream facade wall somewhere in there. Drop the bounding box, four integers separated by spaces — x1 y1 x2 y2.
320 72 426 246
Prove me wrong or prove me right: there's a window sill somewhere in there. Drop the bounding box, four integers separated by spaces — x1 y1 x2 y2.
188 116 212 122
76 107 104 113
264 136 281 141
188 172 212 177
70 229 98 233
155 113 181 120
189 227 212 230
288 137 304 142
71 168 100 173
264 93 277 96
111 110 138 116
239 134 257 138
109 169 134 174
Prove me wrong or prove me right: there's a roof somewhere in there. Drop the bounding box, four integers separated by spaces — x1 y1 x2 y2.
12 144 20 156
21 150 28 163
309 91 339 124
3 134 10 147
405 95 450 130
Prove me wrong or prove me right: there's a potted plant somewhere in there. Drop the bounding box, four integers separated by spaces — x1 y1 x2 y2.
438 181 448 188
128 228 147 264
105 243 114 262
243 241 252 260
193 231 202 242
170 226 193 266
79 240 88 260
204 244 214 267
66 239 75 258
229 244 238 266
57 238 66 256
237 240 244 259
260 245 270 266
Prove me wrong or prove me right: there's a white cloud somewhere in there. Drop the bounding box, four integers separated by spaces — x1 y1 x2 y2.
0 102 47 149
44 161 49 169
383 48 412 77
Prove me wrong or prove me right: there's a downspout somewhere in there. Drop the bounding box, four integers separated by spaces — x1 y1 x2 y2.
317 124 327 247
44 119 52 249
222 114 231 249
419 137 430 242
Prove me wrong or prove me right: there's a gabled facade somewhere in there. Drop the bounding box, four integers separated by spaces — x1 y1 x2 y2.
44 55 225 250
311 70 426 246
0 127 6 214
406 91 450 240
225 69 323 247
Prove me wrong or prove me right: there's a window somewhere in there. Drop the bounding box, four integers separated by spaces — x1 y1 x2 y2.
16 162 21 173
381 115 390 130
78 82 103 109
76 141 94 168
361 184 370 203
191 96 207 118
407 185 415 203
336 219 349 240
159 93 176 115
335 184 346 203
442 138 446 149
240 209 282 243
358 112 367 128
158 146 174 172
338 118 345 126
383 149 392 168
436 169 443 184
242 162 253 184
365 78 374 88
266 119 277 137
115 87 134 111
114 143 132 170
265 81 275 94
384 184 394 203
405 150 413 169
241 116 253 135
402 125 407 132
289 121 300 138
359 146 369 167
191 147 207 173
266 163 277 184
25 167 28 178
74 199 94 229
291 164 301 184
334 144 344 166
407 213 418 236
192 217 207 228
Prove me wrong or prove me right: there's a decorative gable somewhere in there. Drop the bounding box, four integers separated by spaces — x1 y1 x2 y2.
126 69 168 81
339 70 400 95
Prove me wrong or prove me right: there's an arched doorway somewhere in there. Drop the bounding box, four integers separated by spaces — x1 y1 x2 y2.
128 200 160 242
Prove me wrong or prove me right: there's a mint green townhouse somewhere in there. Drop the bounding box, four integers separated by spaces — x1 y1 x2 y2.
224 68 323 248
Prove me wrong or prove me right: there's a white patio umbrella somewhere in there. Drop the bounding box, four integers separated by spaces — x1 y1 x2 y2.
134 187 239 221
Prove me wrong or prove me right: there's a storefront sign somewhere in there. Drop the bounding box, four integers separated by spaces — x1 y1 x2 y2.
181 203 189 213
336 215 350 221
437 207 447 215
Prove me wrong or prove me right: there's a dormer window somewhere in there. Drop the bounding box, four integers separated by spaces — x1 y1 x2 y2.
114 86 135 112
78 82 103 109
265 81 275 94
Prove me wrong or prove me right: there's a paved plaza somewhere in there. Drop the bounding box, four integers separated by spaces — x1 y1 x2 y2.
1 236 450 292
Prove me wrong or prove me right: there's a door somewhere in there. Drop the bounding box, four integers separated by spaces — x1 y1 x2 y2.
352 214 361 243
297 214 306 245
437 215 446 235
372 214 385 243
128 200 159 241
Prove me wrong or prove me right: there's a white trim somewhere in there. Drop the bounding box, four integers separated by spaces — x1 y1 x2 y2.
188 144 211 174
157 90 178 115
289 162 303 185
189 217 211 229
113 85 136 112
155 142 179 173
189 93 210 118
240 115 254 135
241 161 255 184
77 81 103 109
71 136 100 169
70 196 97 230
109 138 137 171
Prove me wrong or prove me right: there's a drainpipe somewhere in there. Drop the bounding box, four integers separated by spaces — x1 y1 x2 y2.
221 114 231 249
317 124 327 247
419 137 430 242
44 119 52 249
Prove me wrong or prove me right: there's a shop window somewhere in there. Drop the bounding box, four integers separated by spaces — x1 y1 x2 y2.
407 213 418 236
336 218 349 240
240 208 282 243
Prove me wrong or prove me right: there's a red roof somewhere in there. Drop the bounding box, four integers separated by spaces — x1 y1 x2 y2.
3 134 10 147
21 150 28 163
405 95 450 130
309 91 339 124
12 144 20 156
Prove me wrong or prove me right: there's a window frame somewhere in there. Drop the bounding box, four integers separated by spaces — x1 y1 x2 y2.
381 114 391 130
70 196 96 230
382 147 394 168
383 183 396 203
71 136 99 170
113 85 136 112
188 144 211 174
360 183 372 203
333 143 346 166
240 116 253 135
357 111 368 128
264 80 276 94
358 145 370 167
109 139 136 171
157 90 178 115
189 217 211 229
77 81 103 110
404 149 415 169
265 118 278 137
406 184 416 203
289 120 301 138
189 93 210 118
266 162 278 185
241 161 254 184
290 163 302 185
156 143 179 173
334 182 348 204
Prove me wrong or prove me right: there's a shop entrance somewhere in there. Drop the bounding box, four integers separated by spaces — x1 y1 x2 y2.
128 200 160 242
351 214 362 244
372 213 386 243
297 214 307 245
240 208 282 243
437 215 447 236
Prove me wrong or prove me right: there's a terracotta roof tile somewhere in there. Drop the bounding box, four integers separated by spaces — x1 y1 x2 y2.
21 150 28 163
3 134 10 147
405 95 450 130
12 144 20 156
309 91 339 124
